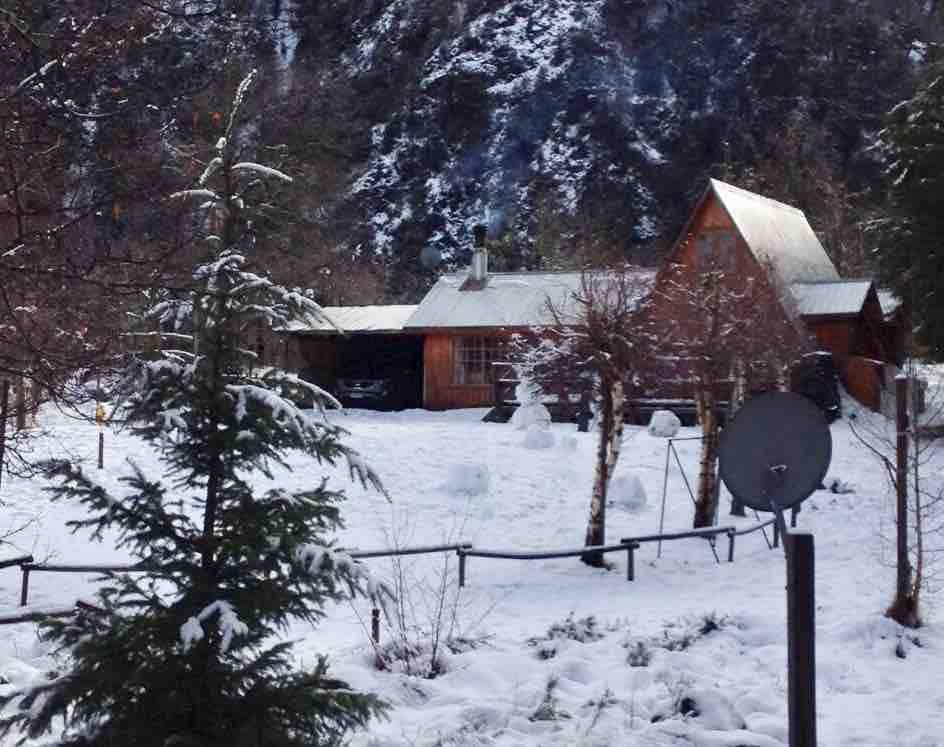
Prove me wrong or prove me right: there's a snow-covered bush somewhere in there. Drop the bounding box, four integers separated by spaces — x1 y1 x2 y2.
610 473 647 512
523 424 555 449
648 409 681 438
444 462 490 495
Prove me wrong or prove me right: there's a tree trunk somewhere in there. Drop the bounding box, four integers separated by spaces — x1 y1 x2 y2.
693 387 719 528
583 379 623 566
888 375 920 627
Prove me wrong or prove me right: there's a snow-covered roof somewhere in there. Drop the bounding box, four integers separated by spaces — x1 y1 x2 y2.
709 179 840 285
789 280 873 318
877 290 903 319
404 270 656 330
286 305 418 334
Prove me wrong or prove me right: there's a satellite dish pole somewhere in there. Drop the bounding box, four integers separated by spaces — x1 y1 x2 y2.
719 392 830 747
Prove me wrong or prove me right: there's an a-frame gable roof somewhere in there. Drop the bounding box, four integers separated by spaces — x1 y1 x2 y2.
671 179 840 286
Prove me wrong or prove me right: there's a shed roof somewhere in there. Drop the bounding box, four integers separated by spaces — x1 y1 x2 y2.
285 305 418 335
789 280 873 318
404 270 655 330
709 179 840 285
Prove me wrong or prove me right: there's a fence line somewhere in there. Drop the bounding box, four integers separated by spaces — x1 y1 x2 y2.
3 517 785 629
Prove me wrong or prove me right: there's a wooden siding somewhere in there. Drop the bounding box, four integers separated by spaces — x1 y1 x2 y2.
423 333 503 410
641 193 783 399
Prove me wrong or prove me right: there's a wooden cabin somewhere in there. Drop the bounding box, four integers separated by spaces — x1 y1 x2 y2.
283 179 904 413
645 179 904 410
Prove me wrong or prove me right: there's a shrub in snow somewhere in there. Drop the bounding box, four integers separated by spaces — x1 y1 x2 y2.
648 409 681 438
656 687 746 731
523 424 555 449
529 675 571 722
626 639 652 667
609 473 647 512
0 73 388 745
511 401 551 430
445 462 490 495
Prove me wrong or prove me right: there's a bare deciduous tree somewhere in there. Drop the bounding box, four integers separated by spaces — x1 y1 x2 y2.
653 253 810 527
513 267 653 566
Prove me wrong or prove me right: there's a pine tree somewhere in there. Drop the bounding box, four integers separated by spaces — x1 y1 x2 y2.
872 61 944 358
0 70 389 746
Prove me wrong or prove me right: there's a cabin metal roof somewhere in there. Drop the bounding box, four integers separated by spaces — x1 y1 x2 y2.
789 280 873 318
285 305 419 335
709 179 840 285
403 270 655 330
877 290 903 319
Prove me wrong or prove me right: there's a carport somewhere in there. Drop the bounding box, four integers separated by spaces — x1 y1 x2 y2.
282 305 423 410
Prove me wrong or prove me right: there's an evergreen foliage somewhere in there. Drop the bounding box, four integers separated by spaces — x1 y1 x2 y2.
872 62 944 358
0 71 389 746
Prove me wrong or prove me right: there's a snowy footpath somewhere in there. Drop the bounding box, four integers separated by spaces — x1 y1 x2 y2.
0 402 942 746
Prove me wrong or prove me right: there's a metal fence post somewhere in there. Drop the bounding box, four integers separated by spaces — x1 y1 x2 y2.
773 519 781 549
458 547 467 588
20 567 30 607
727 530 736 562
791 505 799 529
625 542 637 581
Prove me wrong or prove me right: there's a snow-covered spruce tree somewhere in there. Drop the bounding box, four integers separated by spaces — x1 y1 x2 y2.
0 71 389 746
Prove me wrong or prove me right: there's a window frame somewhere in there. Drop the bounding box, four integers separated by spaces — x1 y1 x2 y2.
452 335 502 386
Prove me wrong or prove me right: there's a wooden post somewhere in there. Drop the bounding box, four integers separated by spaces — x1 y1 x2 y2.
98 430 104 470
371 607 380 644
0 379 8 489
458 548 466 588
785 532 817 747
20 567 30 607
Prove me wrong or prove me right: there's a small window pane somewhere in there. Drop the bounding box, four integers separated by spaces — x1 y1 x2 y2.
454 336 501 385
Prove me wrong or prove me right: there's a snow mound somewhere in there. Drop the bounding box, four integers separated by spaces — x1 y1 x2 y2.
824 475 855 494
559 435 578 452
444 463 490 496
648 409 681 438
522 425 555 449
610 473 647 512
511 402 551 430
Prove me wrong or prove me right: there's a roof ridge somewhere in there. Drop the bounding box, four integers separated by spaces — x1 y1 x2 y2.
710 178 806 217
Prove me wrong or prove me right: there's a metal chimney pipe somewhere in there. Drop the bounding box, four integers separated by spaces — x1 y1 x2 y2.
471 224 488 283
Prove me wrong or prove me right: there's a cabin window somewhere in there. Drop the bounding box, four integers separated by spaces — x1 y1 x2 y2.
695 229 737 271
453 336 501 386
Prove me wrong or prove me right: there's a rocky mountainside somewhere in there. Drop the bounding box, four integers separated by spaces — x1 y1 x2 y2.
6 0 942 303
286 0 938 299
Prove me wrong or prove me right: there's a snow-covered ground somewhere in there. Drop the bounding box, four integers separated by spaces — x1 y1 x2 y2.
1 398 943 746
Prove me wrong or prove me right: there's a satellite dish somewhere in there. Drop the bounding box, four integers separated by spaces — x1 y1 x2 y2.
718 392 831 512
420 245 442 270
